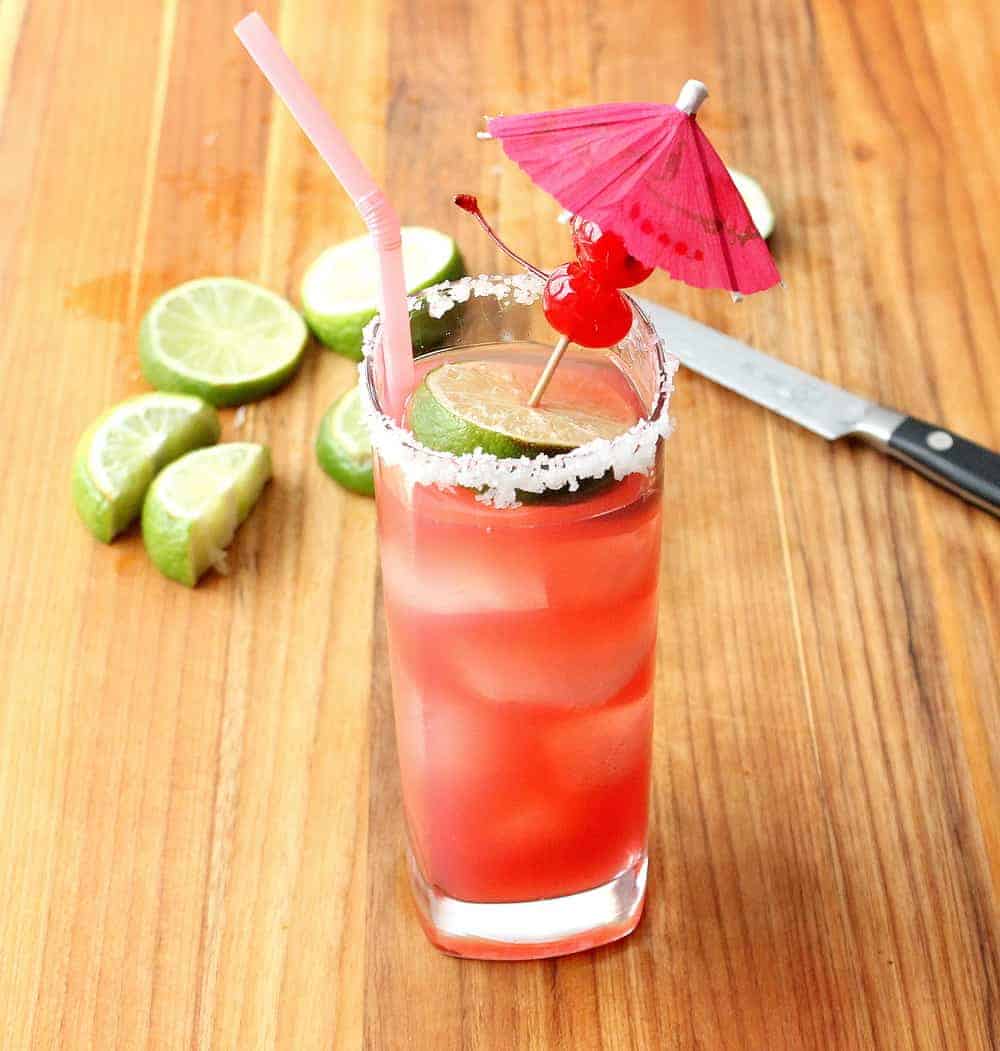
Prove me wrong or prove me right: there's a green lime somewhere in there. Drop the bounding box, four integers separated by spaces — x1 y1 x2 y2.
729 168 775 239
409 360 630 459
300 227 465 360
72 392 220 542
141 442 271 586
316 387 374 496
139 277 308 407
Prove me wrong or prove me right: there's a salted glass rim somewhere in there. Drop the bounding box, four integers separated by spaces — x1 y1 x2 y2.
358 273 678 508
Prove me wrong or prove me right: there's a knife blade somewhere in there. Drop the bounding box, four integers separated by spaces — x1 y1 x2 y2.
635 297 1000 517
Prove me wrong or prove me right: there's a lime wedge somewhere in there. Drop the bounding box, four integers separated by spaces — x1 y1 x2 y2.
729 168 775 239
410 361 631 459
141 443 271 586
316 387 374 496
139 277 308 406
72 392 220 542
301 227 465 360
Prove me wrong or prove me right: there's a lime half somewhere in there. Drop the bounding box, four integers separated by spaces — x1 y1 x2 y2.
729 168 775 239
410 361 631 459
301 227 465 360
73 392 220 542
142 443 271 586
140 277 308 406
316 387 374 496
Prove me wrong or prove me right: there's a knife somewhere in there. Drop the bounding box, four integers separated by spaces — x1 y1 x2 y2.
636 298 1000 517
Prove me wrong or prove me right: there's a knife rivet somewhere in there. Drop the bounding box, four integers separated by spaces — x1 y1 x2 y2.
926 430 953 451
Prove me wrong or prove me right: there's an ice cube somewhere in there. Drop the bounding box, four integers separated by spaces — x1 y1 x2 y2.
380 535 548 615
541 512 660 610
452 594 657 706
544 690 653 792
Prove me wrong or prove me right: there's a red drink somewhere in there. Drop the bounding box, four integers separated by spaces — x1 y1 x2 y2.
363 277 674 959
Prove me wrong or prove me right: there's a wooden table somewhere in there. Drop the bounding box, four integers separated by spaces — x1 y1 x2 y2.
2 1 997 1047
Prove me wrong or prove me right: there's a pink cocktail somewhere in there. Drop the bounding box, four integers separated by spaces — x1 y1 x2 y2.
362 275 675 959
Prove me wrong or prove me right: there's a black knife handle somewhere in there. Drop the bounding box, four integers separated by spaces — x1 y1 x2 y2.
883 416 1000 516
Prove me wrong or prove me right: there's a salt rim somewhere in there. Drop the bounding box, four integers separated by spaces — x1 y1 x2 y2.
357 274 678 509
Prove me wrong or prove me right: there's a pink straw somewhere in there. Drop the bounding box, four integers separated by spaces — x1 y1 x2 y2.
235 12 413 419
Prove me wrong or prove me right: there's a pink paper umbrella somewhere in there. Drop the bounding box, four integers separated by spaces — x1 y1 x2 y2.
487 81 780 296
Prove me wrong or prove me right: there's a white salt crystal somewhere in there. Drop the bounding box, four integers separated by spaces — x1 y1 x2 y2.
356 276 679 506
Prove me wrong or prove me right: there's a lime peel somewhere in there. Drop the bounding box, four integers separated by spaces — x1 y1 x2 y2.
315 387 374 497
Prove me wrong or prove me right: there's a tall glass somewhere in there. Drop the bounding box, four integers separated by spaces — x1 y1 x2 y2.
361 274 676 960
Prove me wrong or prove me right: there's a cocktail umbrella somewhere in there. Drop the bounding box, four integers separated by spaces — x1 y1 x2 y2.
486 81 780 296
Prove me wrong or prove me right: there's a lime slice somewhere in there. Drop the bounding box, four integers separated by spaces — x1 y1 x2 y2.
141 443 271 586
410 361 631 459
139 277 308 407
72 392 220 542
316 387 374 496
301 227 465 360
729 168 775 239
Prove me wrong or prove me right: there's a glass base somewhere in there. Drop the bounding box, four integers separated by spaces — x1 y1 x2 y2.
407 851 647 960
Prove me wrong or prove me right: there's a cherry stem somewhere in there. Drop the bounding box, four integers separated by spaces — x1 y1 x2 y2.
453 194 570 408
527 334 571 407
453 195 548 279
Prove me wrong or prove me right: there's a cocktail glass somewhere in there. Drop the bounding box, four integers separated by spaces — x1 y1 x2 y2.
361 273 676 960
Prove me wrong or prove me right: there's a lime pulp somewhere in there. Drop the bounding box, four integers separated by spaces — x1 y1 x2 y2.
409 360 632 460
728 168 775 239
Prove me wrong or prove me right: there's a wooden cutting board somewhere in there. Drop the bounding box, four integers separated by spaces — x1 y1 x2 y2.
1 0 997 1047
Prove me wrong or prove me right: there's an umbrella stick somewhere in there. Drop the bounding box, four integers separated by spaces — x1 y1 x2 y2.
528 335 571 407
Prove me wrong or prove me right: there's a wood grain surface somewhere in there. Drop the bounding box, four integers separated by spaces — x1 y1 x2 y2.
1 1 998 1048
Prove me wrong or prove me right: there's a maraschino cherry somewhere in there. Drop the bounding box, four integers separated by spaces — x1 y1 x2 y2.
542 262 633 348
571 216 654 289
454 195 649 404
453 195 633 347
